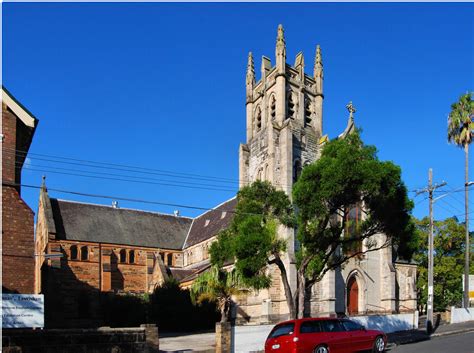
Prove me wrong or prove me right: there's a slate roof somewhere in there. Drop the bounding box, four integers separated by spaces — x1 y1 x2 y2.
48 198 193 250
183 197 237 249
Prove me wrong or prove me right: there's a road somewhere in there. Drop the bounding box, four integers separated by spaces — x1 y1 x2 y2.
389 331 474 353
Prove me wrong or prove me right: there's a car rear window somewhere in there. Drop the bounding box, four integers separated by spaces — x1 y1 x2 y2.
300 321 322 334
320 320 345 332
269 323 295 338
341 320 363 331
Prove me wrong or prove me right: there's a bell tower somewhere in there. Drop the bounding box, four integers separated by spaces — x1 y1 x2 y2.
239 24 324 195
238 25 325 320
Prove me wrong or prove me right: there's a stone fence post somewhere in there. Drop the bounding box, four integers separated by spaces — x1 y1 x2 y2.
141 324 159 353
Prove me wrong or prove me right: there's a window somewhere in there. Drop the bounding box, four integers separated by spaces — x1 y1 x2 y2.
300 320 322 334
119 249 127 263
80 246 88 261
129 250 135 264
344 204 362 255
321 320 345 333
255 106 262 132
342 320 363 331
270 95 276 120
167 253 173 266
305 98 312 125
70 245 78 260
268 323 294 338
287 93 295 119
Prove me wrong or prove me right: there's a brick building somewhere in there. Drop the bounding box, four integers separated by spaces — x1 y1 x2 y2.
2 87 39 294
35 183 236 327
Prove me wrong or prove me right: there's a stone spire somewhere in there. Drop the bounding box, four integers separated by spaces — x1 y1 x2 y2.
246 52 255 86
339 101 356 139
275 24 286 72
314 45 323 79
246 52 255 103
314 45 324 95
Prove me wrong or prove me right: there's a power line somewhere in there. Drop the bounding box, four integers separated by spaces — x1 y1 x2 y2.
17 165 238 193
14 160 238 192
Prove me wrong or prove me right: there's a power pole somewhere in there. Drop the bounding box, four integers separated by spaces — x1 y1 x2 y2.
416 168 447 334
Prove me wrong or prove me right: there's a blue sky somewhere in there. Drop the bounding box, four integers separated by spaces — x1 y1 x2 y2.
2 2 474 223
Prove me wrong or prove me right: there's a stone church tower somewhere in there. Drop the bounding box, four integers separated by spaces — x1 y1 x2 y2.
239 24 323 195
238 25 327 321
237 25 417 322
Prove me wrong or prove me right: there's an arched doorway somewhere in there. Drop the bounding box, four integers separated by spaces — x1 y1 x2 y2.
347 276 359 315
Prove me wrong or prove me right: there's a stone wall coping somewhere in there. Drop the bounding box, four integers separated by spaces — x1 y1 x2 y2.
3 327 146 334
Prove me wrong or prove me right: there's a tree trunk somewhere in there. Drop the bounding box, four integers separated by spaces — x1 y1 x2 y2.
274 257 297 319
297 270 306 319
464 143 470 309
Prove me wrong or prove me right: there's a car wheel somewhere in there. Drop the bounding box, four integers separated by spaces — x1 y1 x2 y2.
314 345 329 353
372 336 385 352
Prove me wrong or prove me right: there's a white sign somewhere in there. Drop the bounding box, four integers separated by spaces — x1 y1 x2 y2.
2 294 44 328
462 275 474 299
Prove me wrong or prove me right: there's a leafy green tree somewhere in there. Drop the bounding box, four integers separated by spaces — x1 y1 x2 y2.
209 181 297 318
414 217 474 312
190 266 246 323
292 130 417 318
447 92 474 308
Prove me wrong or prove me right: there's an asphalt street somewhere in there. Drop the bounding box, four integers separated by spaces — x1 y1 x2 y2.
388 331 474 353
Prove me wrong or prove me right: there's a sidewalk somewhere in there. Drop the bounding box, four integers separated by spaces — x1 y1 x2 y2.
388 320 474 347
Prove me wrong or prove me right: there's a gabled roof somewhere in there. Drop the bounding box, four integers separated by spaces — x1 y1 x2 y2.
2 87 38 129
183 197 237 249
48 198 193 250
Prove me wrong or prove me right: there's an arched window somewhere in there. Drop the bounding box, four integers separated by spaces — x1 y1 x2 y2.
287 92 295 119
305 98 312 125
129 250 135 264
293 160 302 183
80 246 88 261
344 204 362 255
70 245 78 260
119 249 127 263
167 253 173 266
255 106 262 132
269 95 276 120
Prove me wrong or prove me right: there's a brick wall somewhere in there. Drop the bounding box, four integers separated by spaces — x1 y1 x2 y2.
2 105 36 294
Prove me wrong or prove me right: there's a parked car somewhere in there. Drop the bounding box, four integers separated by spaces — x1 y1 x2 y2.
265 317 387 353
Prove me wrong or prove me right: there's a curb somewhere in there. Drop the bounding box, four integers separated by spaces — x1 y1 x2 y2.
431 328 474 338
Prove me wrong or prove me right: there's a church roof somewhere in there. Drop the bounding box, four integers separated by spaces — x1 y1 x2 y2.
183 197 237 249
48 198 193 250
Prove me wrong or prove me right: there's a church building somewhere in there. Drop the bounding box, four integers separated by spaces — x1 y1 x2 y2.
34 25 417 327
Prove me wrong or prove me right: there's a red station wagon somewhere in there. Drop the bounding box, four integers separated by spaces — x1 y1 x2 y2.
265 318 387 353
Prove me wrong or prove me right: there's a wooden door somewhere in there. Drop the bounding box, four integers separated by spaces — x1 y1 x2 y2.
347 277 359 315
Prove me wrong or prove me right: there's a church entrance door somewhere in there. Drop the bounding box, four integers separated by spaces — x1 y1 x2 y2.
347 276 359 315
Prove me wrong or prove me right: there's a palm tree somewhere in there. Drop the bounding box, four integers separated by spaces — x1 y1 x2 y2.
447 92 474 308
190 266 245 323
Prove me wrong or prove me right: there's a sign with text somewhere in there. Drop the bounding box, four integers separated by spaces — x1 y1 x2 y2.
2 294 44 328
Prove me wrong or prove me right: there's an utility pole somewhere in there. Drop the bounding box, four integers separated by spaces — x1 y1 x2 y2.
416 168 447 334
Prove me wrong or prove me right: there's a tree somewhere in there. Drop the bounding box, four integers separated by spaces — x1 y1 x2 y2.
292 130 417 318
447 92 474 308
209 180 297 318
190 265 246 323
414 217 474 312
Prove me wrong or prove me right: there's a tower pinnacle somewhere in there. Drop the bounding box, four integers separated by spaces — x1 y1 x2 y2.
314 45 323 78
275 24 286 71
246 52 255 86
